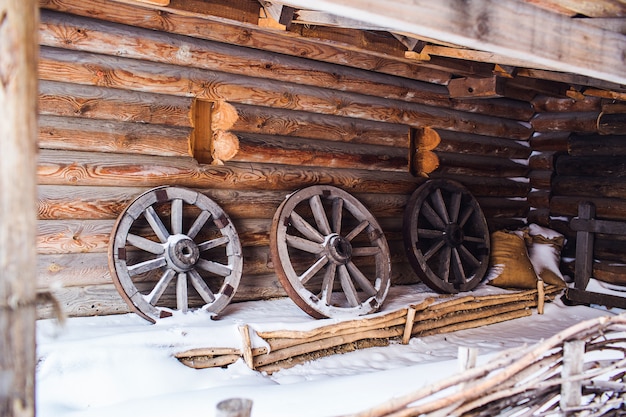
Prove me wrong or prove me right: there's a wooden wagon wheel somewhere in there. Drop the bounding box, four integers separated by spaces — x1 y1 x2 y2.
270 185 391 319
403 179 490 293
108 186 243 323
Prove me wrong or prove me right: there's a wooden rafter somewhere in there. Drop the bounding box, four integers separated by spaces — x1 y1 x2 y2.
268 0 626 85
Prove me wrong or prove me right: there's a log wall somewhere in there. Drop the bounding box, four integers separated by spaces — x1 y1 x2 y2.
530 96 626 286
37 2 541 319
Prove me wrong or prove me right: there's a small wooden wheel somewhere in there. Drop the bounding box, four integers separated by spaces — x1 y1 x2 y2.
270 185 391 319
109 186 243 322
403 179 490 293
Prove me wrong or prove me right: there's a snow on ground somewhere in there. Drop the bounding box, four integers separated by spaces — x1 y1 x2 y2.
36 283 618 417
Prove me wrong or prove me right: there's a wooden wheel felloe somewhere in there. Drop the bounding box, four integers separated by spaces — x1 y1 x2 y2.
403 179 490 293
109 186 243 323
270 185 391 319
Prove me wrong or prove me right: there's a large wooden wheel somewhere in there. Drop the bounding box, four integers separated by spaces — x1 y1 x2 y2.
270 185 391 319
109 186 243 323
403 179 490 293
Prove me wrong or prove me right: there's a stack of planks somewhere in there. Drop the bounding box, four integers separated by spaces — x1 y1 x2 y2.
176 285 563 374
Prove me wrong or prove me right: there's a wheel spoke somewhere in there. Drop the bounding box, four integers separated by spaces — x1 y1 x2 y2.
457 244 481 268
126 233 164 255
351 246 381 257
320 263 337 304
289 211 325 243
197 235 230 252
331 197 343 234
438 246 452 283
299 255 329 285
144 206 170 242
176 272 188 312
431 188 450 224
338 265 360 307
286 234 323 254
128 257 167 276
458 205 475 228
171 198 183 235
448 192 462 223
421 201 446 229
345 220 369 241
346 261 377 296
188 269 216 304
309 195 331 235
187 210 212 239
196 258 232 277
145 268 176 306
417 228 444 239
464 235 487 244
422 238 446 262
451 248 467 284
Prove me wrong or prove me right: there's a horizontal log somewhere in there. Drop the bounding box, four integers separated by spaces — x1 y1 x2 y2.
562 259 626 287
531 95 602 113
39 115 192 157
37 149 425 194
36 284 132 319
477 197 529 219
38 46 533 140
530 112 599 133
436 152 529 178
228 103 410 148
527 189 550 209
39 79 193 126
568 134 626 157
528 170 553 189
428 173 531 198
527 208 551 227
435 129 531 159
552 177 626 199
556 155 626 177
529 132 570 152
232 133 408 172
529 151 557 170
550 196 626 221
39 1 453 85
597 112 626 135
37 185 409 221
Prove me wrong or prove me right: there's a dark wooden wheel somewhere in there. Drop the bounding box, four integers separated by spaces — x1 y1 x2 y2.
403 179 490 293
270 185 391 319
108 186 243 322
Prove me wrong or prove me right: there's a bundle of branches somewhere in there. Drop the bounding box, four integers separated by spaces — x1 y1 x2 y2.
341 314 626 417
176 285 562 374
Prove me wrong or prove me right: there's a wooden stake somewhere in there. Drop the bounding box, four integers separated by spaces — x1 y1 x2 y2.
238 325 255 370
560 340 585 411
402 307 417 345
537 279 545 314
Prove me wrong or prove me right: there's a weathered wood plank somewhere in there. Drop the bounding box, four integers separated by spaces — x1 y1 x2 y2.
37 149 425 194
435 129 532 159
551 196 626 221
531 94 601 113
38 1 452 85
38 47 533 140
568 134 626 156
531 111 599 133
232 133 408 172
39 79 194 126
556 155 626 177
552 176 626 199
227 103 410 148
39 115 193 157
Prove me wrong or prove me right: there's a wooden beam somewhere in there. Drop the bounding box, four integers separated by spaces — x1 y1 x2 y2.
278 0 626 84
0 0 38 415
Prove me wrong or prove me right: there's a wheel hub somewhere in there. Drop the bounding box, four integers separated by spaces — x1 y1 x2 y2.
165 234 200 272
444 223 465 247
326 234 352 265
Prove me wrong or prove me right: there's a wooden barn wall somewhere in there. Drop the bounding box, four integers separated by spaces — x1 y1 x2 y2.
529 96 626 286
35 3 537 319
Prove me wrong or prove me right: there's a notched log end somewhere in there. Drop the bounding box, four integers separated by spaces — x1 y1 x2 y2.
211 130 239 165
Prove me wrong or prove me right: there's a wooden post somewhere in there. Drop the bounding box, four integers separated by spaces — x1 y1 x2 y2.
574 202 595 290
216 398 253 417
0 0 39 416
560 340 585 411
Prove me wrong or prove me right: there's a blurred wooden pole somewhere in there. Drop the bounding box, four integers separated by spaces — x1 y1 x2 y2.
0 0 39 416
216 398 253 417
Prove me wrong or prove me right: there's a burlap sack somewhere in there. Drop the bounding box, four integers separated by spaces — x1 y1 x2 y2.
488 230 539 289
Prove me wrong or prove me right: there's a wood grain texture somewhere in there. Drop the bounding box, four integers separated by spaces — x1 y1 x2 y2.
38 47 533 140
